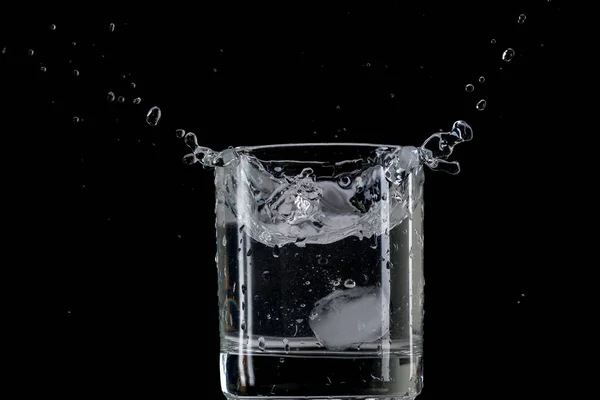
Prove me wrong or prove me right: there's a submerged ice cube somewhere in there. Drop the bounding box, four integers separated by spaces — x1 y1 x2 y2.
308 285 389 351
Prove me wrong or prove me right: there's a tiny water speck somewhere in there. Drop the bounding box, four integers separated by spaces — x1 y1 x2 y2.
50 24 56 31
335 105 340 110
518 14 526 24
344 279 356 288
521 293 525 297
130 82 136 89
109 23 115 32
107 92 115 102
73 116 80 123
1 47 6 54
465 84 474 92
479 76 485 83
502 48 515 62
476 99 487 111
133 97 141 105
117 96 125 103
213 68 217 72
28 49 34 56
175 129 186 138
73 69 79 77
390 93 395 98
71 42 76 47
146 106 162 126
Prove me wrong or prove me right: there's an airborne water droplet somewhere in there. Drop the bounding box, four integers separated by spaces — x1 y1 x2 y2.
50 24 56 31
184 132 198 148
476 99 487 111
109 23 115 32
182 154 197 165
175 129 186 138
72 116 79 123
465 84 474 92
518 14 526 24
261 271 271 282
73 69 79 77
40 66 47 72
502 48 515 62
107 92 115 102
133 97 141 105
479 76 485 83
130 82 136 89
146 106 162 126
344 279 356 288
117 96 125 103
272 245 280 258
222 236 227 247
28 49 34 56
246 248 253 257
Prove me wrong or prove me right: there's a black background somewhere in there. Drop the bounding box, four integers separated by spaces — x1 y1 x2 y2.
1 1 573 398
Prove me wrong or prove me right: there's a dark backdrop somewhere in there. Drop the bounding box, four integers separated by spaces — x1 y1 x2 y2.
1 1 572 398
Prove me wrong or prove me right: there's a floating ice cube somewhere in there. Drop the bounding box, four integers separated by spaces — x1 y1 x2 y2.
308 285 389 350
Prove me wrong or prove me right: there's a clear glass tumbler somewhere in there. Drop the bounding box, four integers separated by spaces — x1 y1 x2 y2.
215 143 425 399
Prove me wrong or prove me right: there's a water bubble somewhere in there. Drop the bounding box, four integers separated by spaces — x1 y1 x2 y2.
518 14 526 24
175 129 186 138
344 279 356 288
109 23 115 32
28 49 34 56
502 48 515 62
40 66 47 72
479 76 485 83
117 96 125 103
146 106 162 126
184 132 198 148
272 245 280 258
133 97 141 105
476 99 487 111
130 82 136 89
465 84 474 92
261 271 271 282
338 175 352 188
246 248 253 257
72 116 80 123
182 153 197 165
258 337 266 350
73 69 79 77
50 24 56 31
490 38 496 44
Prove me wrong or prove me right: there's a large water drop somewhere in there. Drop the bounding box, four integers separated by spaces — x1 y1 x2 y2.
146 106 162 126
502 48 515 62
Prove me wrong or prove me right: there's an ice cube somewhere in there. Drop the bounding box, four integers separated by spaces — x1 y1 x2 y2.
308 285 389 350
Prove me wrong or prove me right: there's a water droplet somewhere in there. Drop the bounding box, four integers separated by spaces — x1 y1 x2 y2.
358 322 366 332
109 23 115 32
479 76 485 83
261 271 271 282
72 116 79 123
117 96 125 103
28 49 34 56
305 281 311 285
246 248 253 257
133 97 141 105
366 62 371 67
386 261 393 269
130 82 136 89
71 41 76 47
40 66 46 72
318 257 328 265
184 132 198 148
344 279 356 288
279 357 285 363
258 337 266 350
146 106 162 126
1 47 6 54
300 303 306 308
73 69 79 77
50 24 56 31
272 245 280 258
518 14 526 24
335 105 340 110
222 236 227 247
309 312 318 320
465 84 474 92
476 99 487 111
213 68 217 72
502 48 515 62
175 129 186 138
370 236 378 249
491 38 496 44
521 293 525 297
107 92 115 102
241 322 246 330
283 338 290 353
390 93 395 98
182 153 197 165
338 175 352 188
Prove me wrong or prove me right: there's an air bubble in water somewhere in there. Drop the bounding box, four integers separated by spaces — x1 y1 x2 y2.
502 48 515 62
109 23 115 32
344 279 356 288
107 92 115 102
72 116 79 123
28 49 34 56
133 97 141 105
518 14 526 24
175 129 186 138
479 76 485 83
40 66 47 72
50 24 56 31
258 337 266 350
73 69 79 77
117 96 125 103
476 99 487 111
146 106 162 126
465 84 474 92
